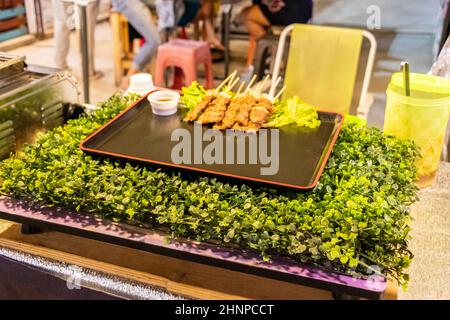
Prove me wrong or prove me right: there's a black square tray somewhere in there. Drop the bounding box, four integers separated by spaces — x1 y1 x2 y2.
80 95 344 190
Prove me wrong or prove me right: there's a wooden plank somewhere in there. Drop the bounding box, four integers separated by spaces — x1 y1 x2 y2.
0 15 26 31
384 278 398 300
0 219 12 233
0 25 26 42
0 33 34 51
110 12 134 86
0 223 333 300
110 12 123 87
0 1 24 10
0 5 25 20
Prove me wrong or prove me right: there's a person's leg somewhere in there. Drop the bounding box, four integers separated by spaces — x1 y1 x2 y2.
177 0 201 28
243 5 270 67
200 0 223 50
53 0 71 70
112 0 161 85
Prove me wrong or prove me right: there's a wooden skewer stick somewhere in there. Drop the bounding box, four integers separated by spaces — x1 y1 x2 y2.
245 75 257 93
228 77 240 91
257 75 270 95
216 70 237 91
255 81 263 94
228 72 237 86
269 76 283 98
225 77 240 92
236 81 246 94
274 86 286 101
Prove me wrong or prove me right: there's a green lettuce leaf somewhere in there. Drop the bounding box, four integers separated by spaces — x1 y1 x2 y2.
180 81 207 113
265 96 321 129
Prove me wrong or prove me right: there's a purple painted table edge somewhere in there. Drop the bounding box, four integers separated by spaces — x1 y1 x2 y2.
0 196 386 299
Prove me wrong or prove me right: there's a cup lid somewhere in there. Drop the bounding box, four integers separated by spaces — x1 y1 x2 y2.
129 73 154 91
391 72 450 95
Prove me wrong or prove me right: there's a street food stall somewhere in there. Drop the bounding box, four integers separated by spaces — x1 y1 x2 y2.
1 53 449 299
0 1 449 302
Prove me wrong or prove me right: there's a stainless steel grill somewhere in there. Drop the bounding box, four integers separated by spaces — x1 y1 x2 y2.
0 53 80 160
0 53 26 88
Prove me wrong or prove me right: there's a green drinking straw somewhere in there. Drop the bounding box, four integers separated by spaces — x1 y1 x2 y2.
400 61 411 97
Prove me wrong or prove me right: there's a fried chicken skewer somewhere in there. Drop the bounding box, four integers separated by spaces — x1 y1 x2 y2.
184 71 237 122
184 94 216 122
274 86 286 101
184 72 279 133
216 70 237 91
197 93 231 124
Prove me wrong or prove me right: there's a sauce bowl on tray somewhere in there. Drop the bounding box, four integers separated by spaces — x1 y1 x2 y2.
148 90 180 116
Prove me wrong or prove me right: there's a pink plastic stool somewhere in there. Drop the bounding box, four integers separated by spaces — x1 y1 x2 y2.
155 39 214 90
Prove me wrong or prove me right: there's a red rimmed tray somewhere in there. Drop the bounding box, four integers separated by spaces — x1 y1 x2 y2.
80 95 344 190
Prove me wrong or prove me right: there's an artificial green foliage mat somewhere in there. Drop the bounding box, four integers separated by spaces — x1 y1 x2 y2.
0 95 420 288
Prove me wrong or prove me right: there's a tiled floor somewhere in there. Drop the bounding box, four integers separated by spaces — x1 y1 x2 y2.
7 22 118 104
3 0 449 300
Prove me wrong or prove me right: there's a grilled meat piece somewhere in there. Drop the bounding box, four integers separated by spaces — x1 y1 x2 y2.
231 123 246 131
221 98 242 128
184 92 273 133
197 93 230 124
198 111 225 124
234 94 257 126
232 121 261 133
184 94 216 122
245 121 261 133
221 109 239 128
257 97 276 113
249 106 270 124
213 122 227 130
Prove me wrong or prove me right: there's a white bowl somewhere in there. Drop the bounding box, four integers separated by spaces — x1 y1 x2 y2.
126 73 154 96
147 90 180 116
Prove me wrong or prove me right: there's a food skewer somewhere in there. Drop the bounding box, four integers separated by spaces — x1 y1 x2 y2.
256 75 270 95
226 77 241 92
274 86 286 101
216 70 237 92
226 72 238 90
236 81 246 95
184 71 237 122
269 76 283 99
185 71 280 133
244 75 257 93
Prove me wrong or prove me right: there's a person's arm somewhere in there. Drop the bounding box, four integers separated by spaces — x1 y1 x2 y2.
430 35 450 78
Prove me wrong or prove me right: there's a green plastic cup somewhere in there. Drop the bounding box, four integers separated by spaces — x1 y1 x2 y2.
384 73 450 187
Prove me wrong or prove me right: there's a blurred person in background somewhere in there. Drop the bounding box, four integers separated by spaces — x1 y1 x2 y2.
112 0 161 88
175 0 224 51
177 0 202 30
240 0 313 79
198 0 224 50
52 0 103 79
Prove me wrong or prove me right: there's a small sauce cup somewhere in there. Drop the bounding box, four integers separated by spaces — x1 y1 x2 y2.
147 90 180 116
